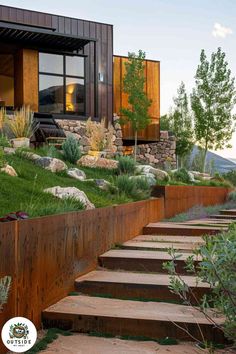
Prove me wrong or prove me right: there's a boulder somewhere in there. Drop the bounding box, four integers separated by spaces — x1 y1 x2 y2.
3 147 16 155
1 164 17 177
95 179 111 191
77 155 118 170
67 168 86 181
130 174 156 187
35 157 67 173
136 165 169 181
190 171 211 180
44 186 95 210
23 152 41 161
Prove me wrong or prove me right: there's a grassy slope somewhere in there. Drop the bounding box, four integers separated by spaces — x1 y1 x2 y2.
0 154 131 218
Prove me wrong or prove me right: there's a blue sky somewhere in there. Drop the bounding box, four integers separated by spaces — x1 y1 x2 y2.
2 0 236 158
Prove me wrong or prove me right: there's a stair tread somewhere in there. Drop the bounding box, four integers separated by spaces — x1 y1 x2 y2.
122 240 198 250
75 270 209 288
99 249 200 261
211 214 236 218
146 222 227 230
133 235 204 243
43 295 223 325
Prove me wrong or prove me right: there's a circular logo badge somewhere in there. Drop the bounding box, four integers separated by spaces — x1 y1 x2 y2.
1 317 37 353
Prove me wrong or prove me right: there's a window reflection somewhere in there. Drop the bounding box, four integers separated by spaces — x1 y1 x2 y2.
39 75 64 113
66 56 84 77
39 53 63 75
39 53 85 115
66 78 84 114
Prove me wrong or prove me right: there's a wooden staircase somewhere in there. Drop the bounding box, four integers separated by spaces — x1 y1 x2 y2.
43 210 235 344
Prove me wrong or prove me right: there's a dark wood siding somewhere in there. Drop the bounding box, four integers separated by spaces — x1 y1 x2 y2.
0 5 113 123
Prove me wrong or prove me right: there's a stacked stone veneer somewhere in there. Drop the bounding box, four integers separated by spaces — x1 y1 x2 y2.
57 116 176 168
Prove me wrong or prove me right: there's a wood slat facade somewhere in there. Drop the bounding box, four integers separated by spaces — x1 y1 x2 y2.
113 55 160 142
0 5 113 122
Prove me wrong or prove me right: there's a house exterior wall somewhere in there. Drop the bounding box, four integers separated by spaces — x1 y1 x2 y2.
113 55 160 142
0 5 113 122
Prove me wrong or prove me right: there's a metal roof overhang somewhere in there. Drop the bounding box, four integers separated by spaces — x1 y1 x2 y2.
0 21 96 52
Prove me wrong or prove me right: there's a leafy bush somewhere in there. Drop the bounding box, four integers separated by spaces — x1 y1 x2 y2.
117 156 136 175
198 224 236 344
197 179 232 188
62 135 81 164
227 190 236 201
0 148 6 168
114 175 150 200
163 224 236 347
223 170 236 186
0 134 10 147
171 168 192 184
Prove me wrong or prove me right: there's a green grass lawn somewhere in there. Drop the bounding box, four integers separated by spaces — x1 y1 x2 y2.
0 153 132 218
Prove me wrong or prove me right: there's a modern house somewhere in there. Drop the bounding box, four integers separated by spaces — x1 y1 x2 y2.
0 5 160 144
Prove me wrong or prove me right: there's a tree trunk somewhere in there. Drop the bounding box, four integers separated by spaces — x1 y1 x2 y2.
202 148 208 173
134 130 138 162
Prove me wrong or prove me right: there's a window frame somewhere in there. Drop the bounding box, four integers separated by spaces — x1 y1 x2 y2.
38 51 86 116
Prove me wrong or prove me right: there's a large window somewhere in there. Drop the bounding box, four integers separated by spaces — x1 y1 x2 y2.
0 54 14 110
39 53 85 115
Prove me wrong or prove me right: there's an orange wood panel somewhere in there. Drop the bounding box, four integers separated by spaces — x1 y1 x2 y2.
14 49 39 111
113 55 160 142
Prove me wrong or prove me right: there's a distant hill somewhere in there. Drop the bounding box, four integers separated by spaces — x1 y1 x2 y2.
190 146 236 173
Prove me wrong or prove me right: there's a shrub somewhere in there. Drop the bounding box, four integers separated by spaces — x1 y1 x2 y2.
0 134 10 147
62 135 81 164
0 148 6 168
86 117 114 151
227 190 236 201
223 170 236 186
117 156 136 175
6 106 38 138
163 224 236 347
114 175 150 200
171 168 192 184
0 108 7 132
0 276 11 312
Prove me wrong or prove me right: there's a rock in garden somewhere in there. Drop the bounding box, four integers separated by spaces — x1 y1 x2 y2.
1 165 17 177
130 174 156 186
190 171 211 180
67 168 86 181
95 179 111 190
35 157 67 173
77 155 118 170
44 186 95 210
3 147 16 155
23 152 41 161
136 165 169 181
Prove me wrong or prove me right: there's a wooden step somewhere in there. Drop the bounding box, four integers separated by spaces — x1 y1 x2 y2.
210 214 236 220
75 270 210 304
99 249 201 274
42 295 224 342
121 240 198 252
220 209 236 216
143 222 224 236
133 235 204 244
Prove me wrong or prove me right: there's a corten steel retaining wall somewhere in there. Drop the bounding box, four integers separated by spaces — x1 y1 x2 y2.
0 186 230 352
152 185 230 219
0 198 164 352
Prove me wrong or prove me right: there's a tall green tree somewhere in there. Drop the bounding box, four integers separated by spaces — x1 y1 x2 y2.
169 82 194 167
120 50 151 160
191 47 236 172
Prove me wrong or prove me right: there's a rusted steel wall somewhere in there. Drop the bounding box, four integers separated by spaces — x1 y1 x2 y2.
0 198 164 352
152 185 230 219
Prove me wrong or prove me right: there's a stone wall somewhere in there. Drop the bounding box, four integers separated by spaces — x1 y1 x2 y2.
136 131 176 168
57 116 176 168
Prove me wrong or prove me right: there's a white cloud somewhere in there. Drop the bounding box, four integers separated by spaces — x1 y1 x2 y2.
212 23 233 38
